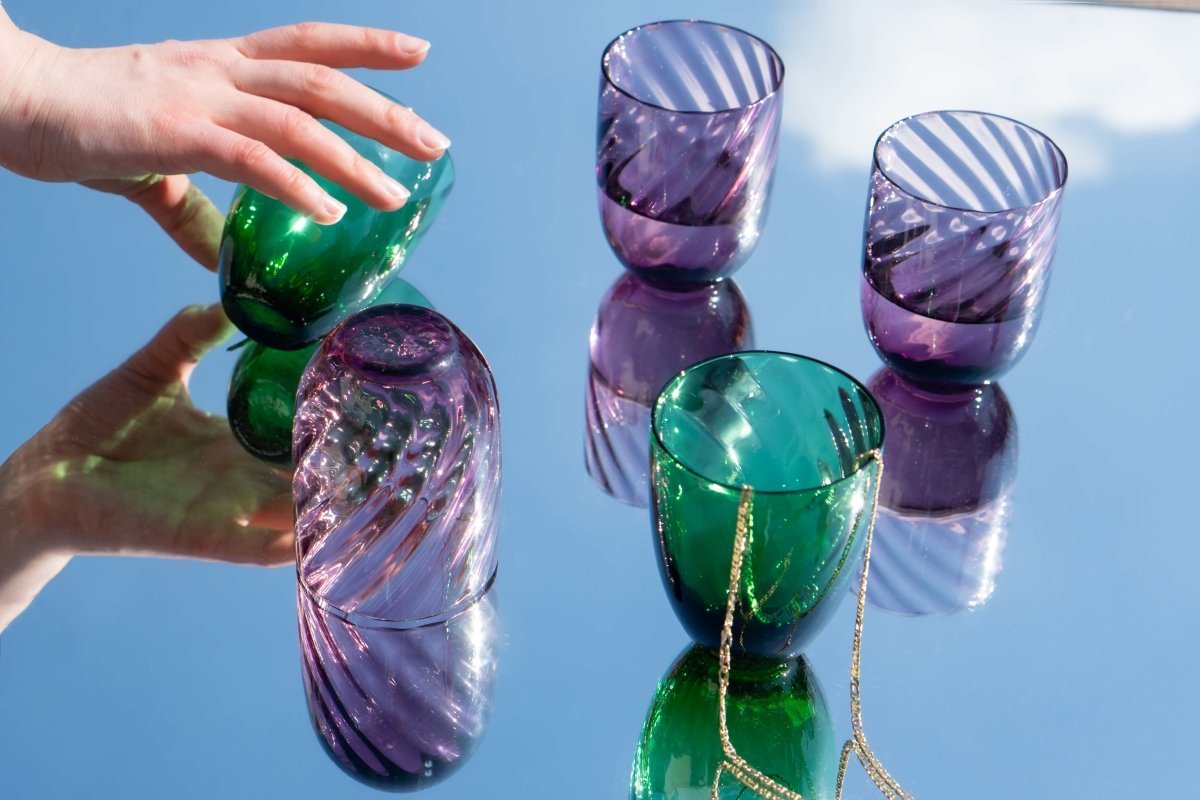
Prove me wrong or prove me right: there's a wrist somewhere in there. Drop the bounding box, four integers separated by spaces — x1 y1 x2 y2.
0 451 43 549
0 452 72 633
0 22 59 178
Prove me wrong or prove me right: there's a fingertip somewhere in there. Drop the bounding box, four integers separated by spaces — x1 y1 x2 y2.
416 121 451 152
260 530 296 567
314 195 347 225
396 33 431 58
175 303 237 352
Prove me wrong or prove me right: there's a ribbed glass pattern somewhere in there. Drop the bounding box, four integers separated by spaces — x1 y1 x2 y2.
862 111 1066 387
299 586 498 790
597 21 783 283
293 305 500 623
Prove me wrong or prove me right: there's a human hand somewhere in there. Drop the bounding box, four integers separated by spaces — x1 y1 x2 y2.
1 303 293 567
0 15 450 268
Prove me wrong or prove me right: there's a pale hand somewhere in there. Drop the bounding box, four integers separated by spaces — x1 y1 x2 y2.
0 15 450 268
0 305 294 630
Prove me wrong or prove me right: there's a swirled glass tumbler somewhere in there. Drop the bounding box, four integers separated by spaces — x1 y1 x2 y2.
862 111 1067 388
293 304 500 624
651 352 884 659
299 586 498 790
598 21 783 283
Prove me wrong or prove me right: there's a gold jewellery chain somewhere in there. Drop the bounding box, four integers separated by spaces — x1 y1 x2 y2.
711 449 914 800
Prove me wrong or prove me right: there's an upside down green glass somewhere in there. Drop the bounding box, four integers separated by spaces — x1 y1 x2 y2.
227 280 433 464
651 352 884 659
630 644 836 800
218 119 454 350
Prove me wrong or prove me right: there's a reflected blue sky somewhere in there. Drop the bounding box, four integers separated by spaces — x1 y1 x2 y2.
1 1 1198 797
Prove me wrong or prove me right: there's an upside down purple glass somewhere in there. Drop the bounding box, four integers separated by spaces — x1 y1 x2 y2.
299 586 499 790
585 273 753 506
598 20 784 283
293 304 500 624
862 111 1067 388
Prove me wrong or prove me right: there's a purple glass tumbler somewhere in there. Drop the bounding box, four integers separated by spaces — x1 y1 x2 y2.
293 304 500 624
299 585 498 790
585 273 753 506
598 20 784 283
861 111 1067 389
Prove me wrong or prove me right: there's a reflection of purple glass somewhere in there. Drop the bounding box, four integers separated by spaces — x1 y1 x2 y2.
862 111 1067 389
865 369 1017 615
598 20 783 283
299 586 499 791
293 305 500 623
585 273 753 506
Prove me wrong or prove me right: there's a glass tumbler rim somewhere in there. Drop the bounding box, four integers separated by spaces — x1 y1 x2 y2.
872 109 1069 215
600 19 785 115
651 350 884 497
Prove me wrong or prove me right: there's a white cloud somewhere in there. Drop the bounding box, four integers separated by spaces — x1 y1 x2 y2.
776 0 1200 179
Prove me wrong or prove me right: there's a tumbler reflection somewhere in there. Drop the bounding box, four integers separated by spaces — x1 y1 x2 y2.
866 368 1018 615
630 644 836 800
585 273 753 506
298 586 499 792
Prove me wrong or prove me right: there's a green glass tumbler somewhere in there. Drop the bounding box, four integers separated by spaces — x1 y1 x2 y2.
650 352 884 659
630 645 835 800
218 119 454 350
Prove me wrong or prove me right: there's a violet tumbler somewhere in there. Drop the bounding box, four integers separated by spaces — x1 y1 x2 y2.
862 111 1067 389
299 586 498 791
293 304 500 625
598 20 784 283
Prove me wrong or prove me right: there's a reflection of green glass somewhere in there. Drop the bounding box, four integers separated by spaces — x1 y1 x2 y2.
650 352 884 659
227 281 433 464
630 645 835 800
218 119 454 350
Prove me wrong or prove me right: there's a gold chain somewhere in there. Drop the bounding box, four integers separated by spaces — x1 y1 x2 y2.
712 449 913 800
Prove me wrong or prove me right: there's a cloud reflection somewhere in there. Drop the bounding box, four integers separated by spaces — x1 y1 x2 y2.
777 0 1200 179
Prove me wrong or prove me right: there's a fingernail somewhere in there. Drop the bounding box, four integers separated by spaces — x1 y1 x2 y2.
417 121 451 151
379 173 410 204
398 35 431 56
321 196 347 223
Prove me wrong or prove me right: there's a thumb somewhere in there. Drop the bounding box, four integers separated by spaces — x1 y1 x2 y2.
82 174 225 271
122 304 234 390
